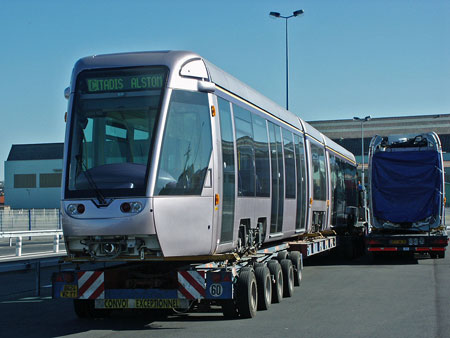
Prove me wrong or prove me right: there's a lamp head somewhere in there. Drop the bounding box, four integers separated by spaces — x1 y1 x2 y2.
293 9 304 17
269 11 281 18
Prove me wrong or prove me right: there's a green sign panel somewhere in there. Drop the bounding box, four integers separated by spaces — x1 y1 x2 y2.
86 74 164 93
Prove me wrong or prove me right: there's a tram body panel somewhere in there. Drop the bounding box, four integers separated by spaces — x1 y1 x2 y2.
61 198 155 237
153 196 214 256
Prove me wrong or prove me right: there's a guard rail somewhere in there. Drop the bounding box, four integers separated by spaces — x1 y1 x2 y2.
0 230 63 256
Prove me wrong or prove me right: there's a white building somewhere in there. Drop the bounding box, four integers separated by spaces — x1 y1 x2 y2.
4 143 63 209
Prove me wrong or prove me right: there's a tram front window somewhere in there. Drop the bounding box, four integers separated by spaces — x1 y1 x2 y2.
66 67 167 198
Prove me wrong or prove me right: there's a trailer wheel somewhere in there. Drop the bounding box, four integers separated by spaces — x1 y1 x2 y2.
280 259 294 298
254 265 272 311
236 270 258 318
277 251 289 262
267 260 283 304
289 251 302 286
73 299 110 319
73 299 89 318
221 300 239 319
438 252 446 259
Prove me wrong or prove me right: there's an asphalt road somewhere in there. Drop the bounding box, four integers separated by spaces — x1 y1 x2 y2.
0 252 449 338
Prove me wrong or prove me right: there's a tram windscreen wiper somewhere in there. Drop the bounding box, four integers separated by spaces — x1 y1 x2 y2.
75 155 107 205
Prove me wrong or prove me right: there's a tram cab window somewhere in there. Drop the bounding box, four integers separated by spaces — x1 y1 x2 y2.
311 144 326 201
155 90 212 195
67 66 167 198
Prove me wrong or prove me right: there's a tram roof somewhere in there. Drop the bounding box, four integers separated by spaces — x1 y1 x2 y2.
72 50 354 162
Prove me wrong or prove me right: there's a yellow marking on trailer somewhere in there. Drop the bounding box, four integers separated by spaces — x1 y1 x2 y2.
135 299 180 309
103 299 129 309
60 285 78 298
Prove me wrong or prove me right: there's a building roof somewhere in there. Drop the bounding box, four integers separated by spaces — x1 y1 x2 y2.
7 143 64 161
309 113 450 139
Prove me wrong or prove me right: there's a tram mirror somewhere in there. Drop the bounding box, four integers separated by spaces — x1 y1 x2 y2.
198 81 216 93
64 87 70 100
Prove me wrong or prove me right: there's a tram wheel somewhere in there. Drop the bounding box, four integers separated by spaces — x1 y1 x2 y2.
280 259 294 298
236 270 258 318
267 260 283 304
289 251 302 287
254 265 272 311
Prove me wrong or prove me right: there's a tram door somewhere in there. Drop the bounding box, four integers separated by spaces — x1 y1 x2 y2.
308 141 328 232
152 90 214 257
217 98 236 247
268 122 284 234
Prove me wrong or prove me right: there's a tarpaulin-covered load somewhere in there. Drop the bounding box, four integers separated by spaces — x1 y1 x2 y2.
371 150 442 224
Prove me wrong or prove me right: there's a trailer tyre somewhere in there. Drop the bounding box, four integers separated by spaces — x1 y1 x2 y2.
221 300 239 319
280 259 294 298
267 260 283 303
73 299 110 319
236 270 258 318
254 265 272 311
277 251 289 262
289 251 302 287
73 299 89 318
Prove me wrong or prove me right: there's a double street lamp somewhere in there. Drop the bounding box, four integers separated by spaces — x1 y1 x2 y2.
269 9 304 110
353 115 372 213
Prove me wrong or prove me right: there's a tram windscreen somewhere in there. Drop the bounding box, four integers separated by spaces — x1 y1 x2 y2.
65 67 168 198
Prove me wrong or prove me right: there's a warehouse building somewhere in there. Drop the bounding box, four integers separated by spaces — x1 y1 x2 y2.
4 143 63 209
309 113 450 206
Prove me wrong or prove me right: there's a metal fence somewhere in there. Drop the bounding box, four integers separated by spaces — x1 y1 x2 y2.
0 209 61 232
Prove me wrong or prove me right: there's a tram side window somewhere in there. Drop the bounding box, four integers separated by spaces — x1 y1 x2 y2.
252 114 270 197
344 162 357 208
311 144 326 201
330 155 347 226
155 90 212 195
283 129 296 199
234 105 255 197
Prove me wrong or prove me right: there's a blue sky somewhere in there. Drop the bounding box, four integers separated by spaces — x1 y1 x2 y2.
0 0 449 180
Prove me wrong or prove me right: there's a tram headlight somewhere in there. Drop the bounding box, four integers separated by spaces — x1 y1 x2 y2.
130 202 143 213
67 204 85 215
120 202 143 214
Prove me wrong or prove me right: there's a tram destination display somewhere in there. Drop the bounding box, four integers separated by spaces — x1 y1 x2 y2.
79 67 167 94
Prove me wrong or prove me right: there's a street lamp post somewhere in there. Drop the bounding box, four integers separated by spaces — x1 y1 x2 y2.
269 9 304 111
353 115 372 215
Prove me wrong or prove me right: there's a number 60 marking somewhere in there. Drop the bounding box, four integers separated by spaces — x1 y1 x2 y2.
209 283 223 297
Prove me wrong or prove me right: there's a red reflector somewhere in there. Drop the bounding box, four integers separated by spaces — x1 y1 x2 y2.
431 239 448 245
368 247 398 252
76 204 85 214
431 247 446 251
121 202 131 213
55 272 75 283
416 247 429 252
211 273 221 283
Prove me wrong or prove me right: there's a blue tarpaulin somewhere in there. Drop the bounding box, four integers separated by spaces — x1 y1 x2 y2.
371 150 441 223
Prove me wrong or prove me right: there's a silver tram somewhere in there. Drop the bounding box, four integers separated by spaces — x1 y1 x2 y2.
61 50 358 261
